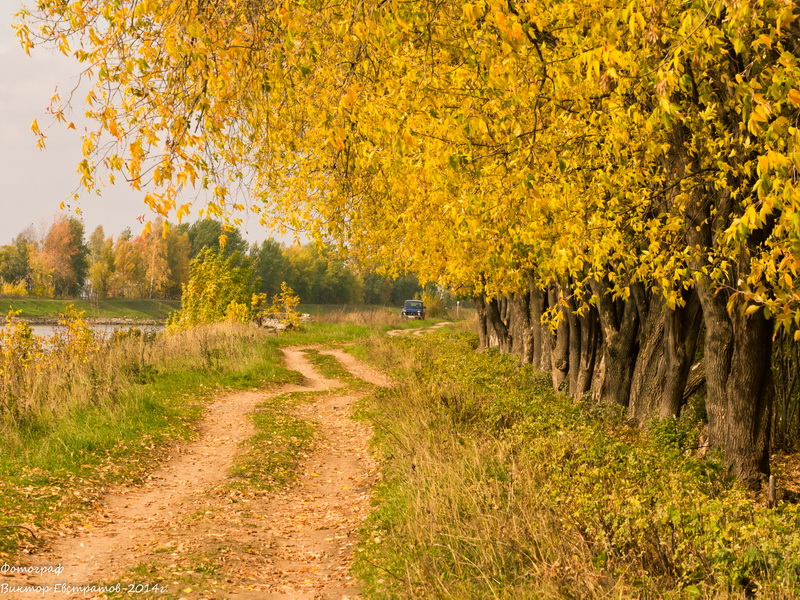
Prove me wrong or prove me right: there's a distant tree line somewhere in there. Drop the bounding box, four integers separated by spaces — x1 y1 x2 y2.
0 215 420 304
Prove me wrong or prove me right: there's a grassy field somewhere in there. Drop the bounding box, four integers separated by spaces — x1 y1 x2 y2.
354 328 800 599
0 298 180 320
0 299 458 322
299 303 395 316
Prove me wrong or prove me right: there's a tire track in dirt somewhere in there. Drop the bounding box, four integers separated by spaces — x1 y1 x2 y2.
386 321 452 337
6 346 388 600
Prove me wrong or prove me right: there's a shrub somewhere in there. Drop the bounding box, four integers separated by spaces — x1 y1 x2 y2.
167 247 255 330
262 282 302 329
0 282 28 297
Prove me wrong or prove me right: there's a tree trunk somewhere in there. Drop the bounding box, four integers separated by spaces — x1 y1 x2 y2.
591 350 605 403
628 290 703 425
486 294 511 352
660 291 703 418
530 283 550 371
682 360 705 404
566 291 581 396
699 288 773 488
508 291 532 361
628 292 665 424
549 285 569 391
565 289 599 400
475 295 489 350
772 331 800 451
575 306 599 399
590 278 639 407
682 177 774 487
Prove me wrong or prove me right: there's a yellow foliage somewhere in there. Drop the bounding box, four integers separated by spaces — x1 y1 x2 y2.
52 305 101 362
15 0 800 333
0 282 29 297
225 301 252 324
0 308 100 414
263 282 302 330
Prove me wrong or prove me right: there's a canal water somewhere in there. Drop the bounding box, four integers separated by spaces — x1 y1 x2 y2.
28 323 164 339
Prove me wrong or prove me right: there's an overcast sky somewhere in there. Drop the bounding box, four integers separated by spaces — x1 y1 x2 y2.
0 3 292 246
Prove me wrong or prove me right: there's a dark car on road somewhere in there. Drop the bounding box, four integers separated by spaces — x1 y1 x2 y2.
401 299 426 320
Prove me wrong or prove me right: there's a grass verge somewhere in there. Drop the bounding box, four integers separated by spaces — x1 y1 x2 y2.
0 298 180 320
229 391 317 491
355 330 800 599
0 323 298 559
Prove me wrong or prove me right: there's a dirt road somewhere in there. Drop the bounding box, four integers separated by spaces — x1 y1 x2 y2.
4 346 389 600
386 321 451 337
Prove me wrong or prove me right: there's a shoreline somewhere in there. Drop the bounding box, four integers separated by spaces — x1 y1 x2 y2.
8 316 165 326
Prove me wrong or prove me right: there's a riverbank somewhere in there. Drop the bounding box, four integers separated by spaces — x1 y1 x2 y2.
0 298 179 323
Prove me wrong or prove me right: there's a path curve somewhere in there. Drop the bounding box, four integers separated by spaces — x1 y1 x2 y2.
387 321 452 337
6 346 385 600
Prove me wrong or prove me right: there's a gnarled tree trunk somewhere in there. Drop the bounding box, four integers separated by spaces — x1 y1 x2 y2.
589 278 639 407
699 288 773 488
628 291 665 423
628 289 703 425
566 289 599 400
478 294 511 351
475 295 489 349
660 291 703 418
508 291 532 362
530 283 551 371
682 177 774 487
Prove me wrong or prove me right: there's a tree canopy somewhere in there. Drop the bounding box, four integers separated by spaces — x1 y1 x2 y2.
16 0 799 315
17 0 800 485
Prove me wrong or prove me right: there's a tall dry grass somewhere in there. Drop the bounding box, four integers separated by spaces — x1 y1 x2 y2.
0 311 296 560
318 306 406 328
0 309 278 429
360 334 619 598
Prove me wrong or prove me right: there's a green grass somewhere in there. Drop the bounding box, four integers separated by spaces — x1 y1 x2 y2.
304 348 372 390
229 391 317 491
355 330 800 599
278 321 377 345
0 298 180 320
300 303 395 316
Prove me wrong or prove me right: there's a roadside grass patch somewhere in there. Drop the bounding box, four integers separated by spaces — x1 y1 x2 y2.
356 330 800 598
303 349 372 391
229 391 316 492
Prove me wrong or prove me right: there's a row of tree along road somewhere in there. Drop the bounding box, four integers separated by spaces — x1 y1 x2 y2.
17 0 800 487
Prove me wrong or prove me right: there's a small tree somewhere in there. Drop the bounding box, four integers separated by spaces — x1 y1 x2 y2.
167 247 255 330
263 282 302 329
